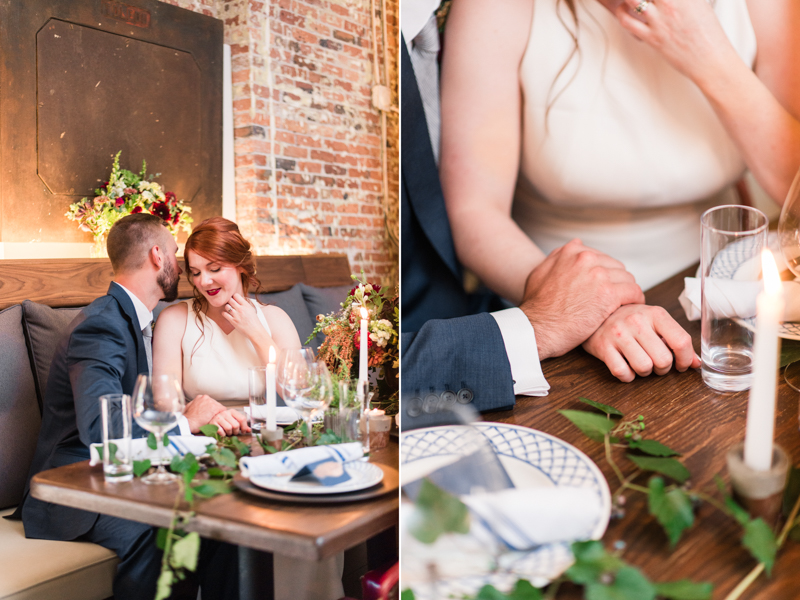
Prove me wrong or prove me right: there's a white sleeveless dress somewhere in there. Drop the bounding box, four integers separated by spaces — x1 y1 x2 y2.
512 0 757 290
180 298 345 600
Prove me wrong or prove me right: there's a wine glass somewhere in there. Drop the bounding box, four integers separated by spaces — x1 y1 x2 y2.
278 350 332 445
132 373 185 484
777 165 800 390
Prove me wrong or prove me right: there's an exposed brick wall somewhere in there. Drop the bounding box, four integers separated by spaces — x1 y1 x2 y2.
161 0 398 286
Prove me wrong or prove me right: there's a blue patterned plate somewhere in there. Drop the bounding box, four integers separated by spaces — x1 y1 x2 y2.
401 422 611 597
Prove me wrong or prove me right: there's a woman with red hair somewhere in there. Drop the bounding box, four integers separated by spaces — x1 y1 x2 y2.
153 217 344 599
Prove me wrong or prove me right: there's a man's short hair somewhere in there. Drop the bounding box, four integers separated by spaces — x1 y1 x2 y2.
107 214 170 273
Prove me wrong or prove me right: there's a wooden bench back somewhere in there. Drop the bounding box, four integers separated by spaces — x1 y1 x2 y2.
0 254 352 309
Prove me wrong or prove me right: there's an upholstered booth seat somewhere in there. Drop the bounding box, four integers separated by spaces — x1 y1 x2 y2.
0 508 117 600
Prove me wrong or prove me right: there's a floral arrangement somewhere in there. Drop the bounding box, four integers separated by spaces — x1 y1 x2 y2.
66 151 192 240
308 274 399 413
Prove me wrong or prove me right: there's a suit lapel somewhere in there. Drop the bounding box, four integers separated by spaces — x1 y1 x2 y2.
107 282 149 375
401 37 462 281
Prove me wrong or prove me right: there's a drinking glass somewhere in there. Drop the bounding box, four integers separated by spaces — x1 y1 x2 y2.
248 366 267 432
132 373 185 484
700 205 768 392
278 350 331 445
99 394 133 483
777 166 800 391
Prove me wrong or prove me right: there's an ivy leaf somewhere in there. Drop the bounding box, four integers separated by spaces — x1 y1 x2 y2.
316 428 343 446
154 569 174 600
578 397 624 417
628 439 680 457
407 479 470 544
653 580 713 600
782 465 800 518
559 410 616 442
206 467 229 479
400 590 415 600
211 447 238 469
779 339 800 368
199 424 221 440
229 436 251 456
648 477 694 547
133 459 151 477
162 433 169 448
156 527 169 551
170 531 201 572
742 518 777 575
192 479 232 498
474 581 543 600
585 565 656 600
627 455 689 484
147 432 158 450
566 540 623 585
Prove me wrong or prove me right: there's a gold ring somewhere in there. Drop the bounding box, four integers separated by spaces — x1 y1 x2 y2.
635 0 649 13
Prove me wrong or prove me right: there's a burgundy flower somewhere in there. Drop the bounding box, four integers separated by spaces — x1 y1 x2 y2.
353 331 373 351
115 197 125 207
150 202 171 221
172 210 181 225
165 191 177 204
131 206 143 214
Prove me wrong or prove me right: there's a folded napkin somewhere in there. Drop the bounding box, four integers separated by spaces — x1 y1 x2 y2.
89 435 215 466
462 486 601 551
246 405 301 424
239 442 364 479
679 277 800 322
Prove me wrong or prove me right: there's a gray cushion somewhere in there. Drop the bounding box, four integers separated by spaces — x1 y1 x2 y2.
298 283 351 347
21 300 81 411
0 305 41 510
256 284 317 348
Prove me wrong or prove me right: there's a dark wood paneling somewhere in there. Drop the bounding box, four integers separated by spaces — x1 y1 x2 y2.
0 0 222 244
0 254 352 309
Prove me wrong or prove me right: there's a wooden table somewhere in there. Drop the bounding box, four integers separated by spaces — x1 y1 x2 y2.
481 265 800 600
30 437 399 599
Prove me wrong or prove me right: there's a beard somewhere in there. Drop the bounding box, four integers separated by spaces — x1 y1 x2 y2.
157 257 180 302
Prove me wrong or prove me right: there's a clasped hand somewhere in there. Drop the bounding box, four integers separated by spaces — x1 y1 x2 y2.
184 394 250 436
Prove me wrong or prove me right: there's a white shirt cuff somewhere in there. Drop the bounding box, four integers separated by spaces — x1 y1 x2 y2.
176 415 192 436
490 308 550 397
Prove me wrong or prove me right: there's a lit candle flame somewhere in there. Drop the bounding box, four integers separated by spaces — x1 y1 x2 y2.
269 345 276 363
360 307 368 320
761 249 782 296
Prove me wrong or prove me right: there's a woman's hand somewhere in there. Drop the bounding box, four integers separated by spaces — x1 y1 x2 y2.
208 408 250 437
222 293 266 338
582 304 700 382
184 394 250 435
614 0 732 84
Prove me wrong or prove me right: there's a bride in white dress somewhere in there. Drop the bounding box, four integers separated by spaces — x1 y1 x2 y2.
440 0 799 381
153 217 344 600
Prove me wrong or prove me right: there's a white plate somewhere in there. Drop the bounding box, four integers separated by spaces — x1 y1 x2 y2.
249 460 384 495
713 232 800 340
243 406 306 426
401 422 611 598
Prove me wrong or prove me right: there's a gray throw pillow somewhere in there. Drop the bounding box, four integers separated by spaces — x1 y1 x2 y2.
0 305 41 509
256 284 317 349
21 300 82 410
298 283 351 348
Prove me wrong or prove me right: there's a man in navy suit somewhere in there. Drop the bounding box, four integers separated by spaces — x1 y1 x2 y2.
400 17 645 421
20 214 238 600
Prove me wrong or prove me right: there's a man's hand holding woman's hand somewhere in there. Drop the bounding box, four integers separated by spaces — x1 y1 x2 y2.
184 393 251 436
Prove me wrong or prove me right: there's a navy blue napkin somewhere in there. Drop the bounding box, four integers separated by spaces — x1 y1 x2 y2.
290 458 352 486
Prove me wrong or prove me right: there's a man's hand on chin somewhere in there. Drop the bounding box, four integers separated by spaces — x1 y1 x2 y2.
184 394 250 436
519 239 645 360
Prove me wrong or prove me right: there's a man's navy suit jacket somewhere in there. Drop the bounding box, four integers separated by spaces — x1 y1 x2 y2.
400 38 516 419
21 282 151 541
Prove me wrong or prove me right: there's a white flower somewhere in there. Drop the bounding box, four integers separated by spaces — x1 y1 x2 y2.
138 181 152 191
141 190 154 202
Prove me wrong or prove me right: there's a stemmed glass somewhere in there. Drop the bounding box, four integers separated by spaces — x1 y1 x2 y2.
132 373 185 484
278 349 332 445
777 165 800 390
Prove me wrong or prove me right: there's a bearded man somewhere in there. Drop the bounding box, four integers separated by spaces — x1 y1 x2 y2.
18 213 239 600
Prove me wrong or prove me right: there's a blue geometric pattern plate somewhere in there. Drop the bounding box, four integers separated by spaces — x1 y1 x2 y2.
401 422 611 597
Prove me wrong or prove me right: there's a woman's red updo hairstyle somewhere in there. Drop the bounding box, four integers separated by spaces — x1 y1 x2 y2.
184 217 263 320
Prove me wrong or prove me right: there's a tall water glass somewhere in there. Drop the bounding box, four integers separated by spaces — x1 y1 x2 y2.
248 366 267 432
99 394 133 483
132 373 185 484
700 205 768 392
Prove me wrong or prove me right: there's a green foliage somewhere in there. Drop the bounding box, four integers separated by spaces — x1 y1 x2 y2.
779 340 800 368
170 532 200 572
474 580 543 600
316 428 343 446
648 477 694 547
578 397 624 417
585 566 655 600
653 580 713 600
199 424 221 440
626 455 690 484
147 432 158 450
566 541 623 585
559 410 616 442
192 479 232 498
742 518 777 575
408 479 470 544
154 569 174 600
133 459 151 477
400 590 415 600
628 439 680 457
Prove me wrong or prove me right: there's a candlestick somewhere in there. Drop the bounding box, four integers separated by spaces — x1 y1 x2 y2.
266 346 277 431
359 306 368 387
744 250 784 471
